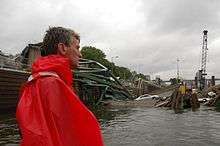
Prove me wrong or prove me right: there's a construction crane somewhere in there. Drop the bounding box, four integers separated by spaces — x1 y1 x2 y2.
197 30 208 90
201 30 208 75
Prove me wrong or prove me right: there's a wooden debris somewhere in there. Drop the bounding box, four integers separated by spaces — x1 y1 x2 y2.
202 85 220 107
154 87 200 110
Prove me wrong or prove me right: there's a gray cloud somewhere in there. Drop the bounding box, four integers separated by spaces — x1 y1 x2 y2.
0 0 219 80
143 0 220 35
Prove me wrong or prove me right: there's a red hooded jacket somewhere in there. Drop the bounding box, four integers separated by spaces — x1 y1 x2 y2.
16 55 104 146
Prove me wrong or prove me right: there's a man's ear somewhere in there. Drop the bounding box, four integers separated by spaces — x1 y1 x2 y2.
57 43 68 56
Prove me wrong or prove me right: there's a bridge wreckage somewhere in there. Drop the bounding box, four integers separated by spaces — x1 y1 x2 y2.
0 43 137 110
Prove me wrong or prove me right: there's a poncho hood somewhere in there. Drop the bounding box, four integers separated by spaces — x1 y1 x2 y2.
31 55 72 86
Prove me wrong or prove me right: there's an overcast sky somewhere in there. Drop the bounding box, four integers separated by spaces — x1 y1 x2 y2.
1 0 220 80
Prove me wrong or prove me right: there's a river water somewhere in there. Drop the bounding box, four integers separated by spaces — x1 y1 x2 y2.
0 105 220 146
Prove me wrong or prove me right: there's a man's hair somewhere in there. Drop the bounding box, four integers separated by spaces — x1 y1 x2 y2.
41 26 80 56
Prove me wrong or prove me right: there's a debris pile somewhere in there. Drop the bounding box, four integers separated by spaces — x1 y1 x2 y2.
155 86 200 110
202 84 220 107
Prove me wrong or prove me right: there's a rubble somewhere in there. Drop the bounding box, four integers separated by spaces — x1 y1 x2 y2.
154 87 200 111
201 84 220 107
154 83 220 110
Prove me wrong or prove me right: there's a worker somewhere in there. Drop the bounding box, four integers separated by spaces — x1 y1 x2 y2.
179 82 186 95
16 27 104 146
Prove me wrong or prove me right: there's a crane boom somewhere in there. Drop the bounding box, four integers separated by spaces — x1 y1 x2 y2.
201 30 208 75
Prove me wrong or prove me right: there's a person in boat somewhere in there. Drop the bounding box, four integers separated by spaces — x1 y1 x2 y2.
16 27 104 146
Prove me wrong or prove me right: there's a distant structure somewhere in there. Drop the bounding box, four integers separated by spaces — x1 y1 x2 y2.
145 75 151 81
201 30 208 75
196 30 208 90
177 58 180 81
0 50 20 69
21 43 42 69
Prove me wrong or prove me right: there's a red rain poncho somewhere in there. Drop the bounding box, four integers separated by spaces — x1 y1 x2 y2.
16 55 104 146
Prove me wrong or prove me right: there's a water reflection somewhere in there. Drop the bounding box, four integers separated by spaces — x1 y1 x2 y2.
90 105 134 128
0 114 19 145
100 106 220 146
0 106 220 146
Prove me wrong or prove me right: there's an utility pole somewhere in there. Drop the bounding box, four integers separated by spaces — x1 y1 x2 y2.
111 56 119 63
111 56 119 75
177 58 180 82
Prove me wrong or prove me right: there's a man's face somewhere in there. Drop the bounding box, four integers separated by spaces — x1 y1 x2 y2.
65 37 81 69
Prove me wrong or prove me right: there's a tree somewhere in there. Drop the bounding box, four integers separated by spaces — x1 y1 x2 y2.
81 46 138 80
170 78 181 85
81 46 106 61
136 73 147 80
81 46 111 69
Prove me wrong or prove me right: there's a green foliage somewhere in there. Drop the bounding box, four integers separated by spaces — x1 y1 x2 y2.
112 66 132 80
81 46 145 80
81 46 106 62
81 46 112 69
170 78 181 85
136 73 147 80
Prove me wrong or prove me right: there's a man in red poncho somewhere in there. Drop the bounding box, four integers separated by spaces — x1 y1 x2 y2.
16 27 104 146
